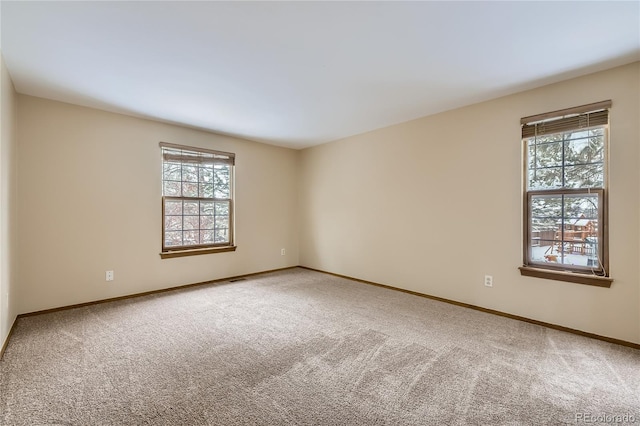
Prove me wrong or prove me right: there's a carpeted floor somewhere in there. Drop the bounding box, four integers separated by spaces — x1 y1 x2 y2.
1 267 639 425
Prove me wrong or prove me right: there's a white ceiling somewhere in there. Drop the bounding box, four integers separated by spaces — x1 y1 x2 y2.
1 1 639 149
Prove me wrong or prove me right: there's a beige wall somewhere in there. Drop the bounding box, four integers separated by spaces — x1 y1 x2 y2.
9 61 640 345
1 53 18 350
299 62 640 344
16 96 299 314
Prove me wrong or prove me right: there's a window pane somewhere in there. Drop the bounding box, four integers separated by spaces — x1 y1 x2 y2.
531 195 561 241
529 167 562 190
564 164 603 188
214 165 230 199
183 215 199 230
214 186 229 199
530 193 601 269
530 239 557 263
165 231 182 247
182 164 198 182
215 201 229 216
200 201 214 216
199 183 214 198
215 216 229 229
163 181 181 196
528 139 563 168
214 228 229 243
200 216 214 229
183 231 199 245
531 195 562 218
583 235 601 268
564 130 604 166
165 215 182 231
214 199 230 240
201 230 214 244
184 201 199 215
164 200 182 215
182 182 198 198
163 163 181 181
564 194 599 222
199 165 214 183
527 129 605 191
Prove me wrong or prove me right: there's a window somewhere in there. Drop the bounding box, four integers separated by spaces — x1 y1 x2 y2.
160 142 235 258
519 101 612 287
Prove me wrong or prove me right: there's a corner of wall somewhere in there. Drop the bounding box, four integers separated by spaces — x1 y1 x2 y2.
0 51 19 354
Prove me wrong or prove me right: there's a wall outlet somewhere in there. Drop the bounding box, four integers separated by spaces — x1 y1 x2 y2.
281 248 286 256
484 275 493 287
106 270 114 281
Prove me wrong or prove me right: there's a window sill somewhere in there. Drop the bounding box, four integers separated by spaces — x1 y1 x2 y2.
519 266 612 288
160 246 237 259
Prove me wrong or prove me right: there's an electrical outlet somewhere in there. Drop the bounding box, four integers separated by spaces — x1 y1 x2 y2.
281 248 286 256
484 275 493 287
106 270 114 281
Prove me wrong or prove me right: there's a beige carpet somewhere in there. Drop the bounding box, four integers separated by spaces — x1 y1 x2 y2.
1 267 639 425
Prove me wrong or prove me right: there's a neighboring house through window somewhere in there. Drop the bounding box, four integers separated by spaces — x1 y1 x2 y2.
519 101 612 287
160 142 236 258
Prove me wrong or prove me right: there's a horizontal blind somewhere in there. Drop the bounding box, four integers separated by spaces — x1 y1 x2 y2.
159 142 235 165
521 101 611 139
